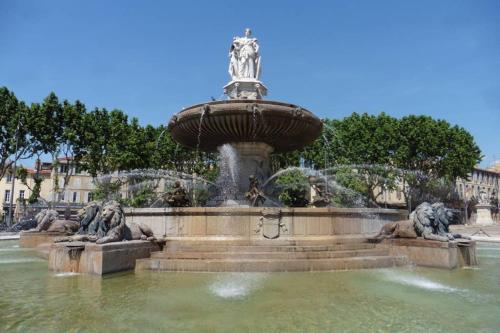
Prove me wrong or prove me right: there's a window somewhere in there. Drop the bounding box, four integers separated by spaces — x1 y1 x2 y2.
72 192 77 203
59 164 68 173
4 190 11 203
58 192 65 202
19 190 25 200
6 173 13 183
87 192 93 202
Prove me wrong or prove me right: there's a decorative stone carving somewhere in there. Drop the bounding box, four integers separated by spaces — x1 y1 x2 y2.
170 100 322 153
478 189 489 205
255 208 286 239
308 176 331 207
375 202 470 242
31 209 79 234
168 115 178 130
34 209 59 231
374 220 418 239
224 29 267 99
8 216 37 232
164 181 191 207
76 202 102 235
201 104 211 115
55 201 155 244
292 107 304 118
245 175 266 207
228 28 261 80
475 190 494 225
246 103 261 114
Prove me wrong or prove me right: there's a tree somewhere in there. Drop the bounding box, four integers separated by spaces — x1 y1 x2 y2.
271 119 336 172
0 87 32 182
326 113 400 203
16 167 43 204
275 169 310 207
394 115 481 211
52 99 88 202
81 108 111 177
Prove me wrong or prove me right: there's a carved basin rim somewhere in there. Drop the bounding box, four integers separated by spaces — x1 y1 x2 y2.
169 99 323 152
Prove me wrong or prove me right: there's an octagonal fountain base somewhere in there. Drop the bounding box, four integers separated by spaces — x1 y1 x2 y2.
128 207 413 272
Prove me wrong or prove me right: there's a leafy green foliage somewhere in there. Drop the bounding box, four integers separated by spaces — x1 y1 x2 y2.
275 170 309 207
120 186 157 208
16 166 43 204
90 179 123 201
1 86 482 211
0 87 32 181
394 115 481 210
330 167 370 206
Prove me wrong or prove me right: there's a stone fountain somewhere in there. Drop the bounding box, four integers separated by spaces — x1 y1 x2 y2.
132 29 415 272
168 28 322 206
36 29 476 274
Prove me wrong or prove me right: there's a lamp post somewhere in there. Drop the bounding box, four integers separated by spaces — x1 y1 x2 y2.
7 119 22 227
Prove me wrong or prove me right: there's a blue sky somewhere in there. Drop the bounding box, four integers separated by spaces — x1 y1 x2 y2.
1 0 499 166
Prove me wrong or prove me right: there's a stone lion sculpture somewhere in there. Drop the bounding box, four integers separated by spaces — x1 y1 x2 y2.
76 202 102 235
56 201 155 244
375 202 469 242
31 209 79 234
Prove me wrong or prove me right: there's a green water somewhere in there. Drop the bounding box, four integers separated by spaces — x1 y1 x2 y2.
1 240 500 333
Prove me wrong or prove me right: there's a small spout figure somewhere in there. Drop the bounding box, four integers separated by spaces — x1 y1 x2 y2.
308 176 331 207
165 181 191 207
245 175 266 207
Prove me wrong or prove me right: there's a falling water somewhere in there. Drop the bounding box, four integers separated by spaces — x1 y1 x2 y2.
196 109 206 152
262 166 379 208
209 144 241 205
252 107 258 139
94 169 216 208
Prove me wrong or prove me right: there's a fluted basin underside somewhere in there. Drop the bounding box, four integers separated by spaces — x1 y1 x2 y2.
169 100 322 152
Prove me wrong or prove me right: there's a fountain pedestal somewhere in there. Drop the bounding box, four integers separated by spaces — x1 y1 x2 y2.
233 142 273 195
215 142 273 206
48 241 162 275
475 204 494 225
19 231 67 248
381 238 477 268
223 79 268 99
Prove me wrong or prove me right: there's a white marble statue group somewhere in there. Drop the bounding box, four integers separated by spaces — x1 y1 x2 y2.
228 28 261 81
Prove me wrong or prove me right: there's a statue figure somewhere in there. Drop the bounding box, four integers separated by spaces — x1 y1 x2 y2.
245 175 266 207
55 201 155 244
308 176 331 207
478 190 490 205
76 202 102 235
94 201 128 244
34 209 59 231
165 181 191 207
374 202 470 242
229 28 261 80
31 209 79 234
9 216 38 232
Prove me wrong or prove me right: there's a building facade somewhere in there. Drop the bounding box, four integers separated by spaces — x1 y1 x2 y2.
375 162 500 209
0 159 104 221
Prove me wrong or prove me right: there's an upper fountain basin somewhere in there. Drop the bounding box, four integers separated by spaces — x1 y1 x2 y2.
169 100 323 152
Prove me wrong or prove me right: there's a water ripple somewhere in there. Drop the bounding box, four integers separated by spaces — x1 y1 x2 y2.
209 273 266 299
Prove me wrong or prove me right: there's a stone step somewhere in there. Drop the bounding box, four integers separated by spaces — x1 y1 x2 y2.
164 243 376 253
136 255 408 272
164 237 369 247
152 248 389 260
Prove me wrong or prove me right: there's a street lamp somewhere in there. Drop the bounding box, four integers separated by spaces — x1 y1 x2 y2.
7 118 22 227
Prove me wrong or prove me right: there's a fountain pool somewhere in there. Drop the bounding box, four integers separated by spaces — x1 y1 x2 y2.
1 239 499 332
